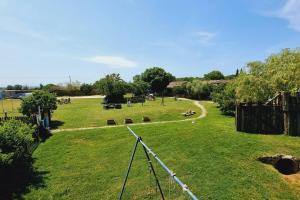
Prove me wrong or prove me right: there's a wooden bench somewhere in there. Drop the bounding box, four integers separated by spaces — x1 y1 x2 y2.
143 116 151 122
124 118 133 124
107 119 116 125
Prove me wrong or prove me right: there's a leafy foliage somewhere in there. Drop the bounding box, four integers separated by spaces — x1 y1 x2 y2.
80 83 94 95
129 80 150 96
211 82 236 115
139 67 175 93
185 80 211 99
203 70 225 80
235 48 300 103
0 120 35 166
93 73 128 103
20 90 57 116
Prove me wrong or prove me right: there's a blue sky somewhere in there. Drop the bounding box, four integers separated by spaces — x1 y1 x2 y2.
0 0 299 86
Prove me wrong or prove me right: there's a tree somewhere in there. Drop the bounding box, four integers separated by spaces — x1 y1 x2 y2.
234 48 300 103
6 85 13 90
138 67 175 104
203 70 225 80
20 90 57 117
211 81 236 116
80 83 94 95
130 81 150 96
139 67 175 93
93 74 128 103
13 85 23 90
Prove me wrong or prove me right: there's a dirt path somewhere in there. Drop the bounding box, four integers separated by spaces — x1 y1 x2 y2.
57 95 104 99
52 99 207 133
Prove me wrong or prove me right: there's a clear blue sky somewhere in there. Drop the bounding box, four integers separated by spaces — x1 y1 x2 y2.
0 0 299 86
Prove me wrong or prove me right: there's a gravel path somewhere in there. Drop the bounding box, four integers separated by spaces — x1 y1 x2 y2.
52 99 207 133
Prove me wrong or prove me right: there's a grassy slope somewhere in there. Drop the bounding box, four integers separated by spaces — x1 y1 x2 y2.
24 102 300 199
52 98 200 129
0 99 21 116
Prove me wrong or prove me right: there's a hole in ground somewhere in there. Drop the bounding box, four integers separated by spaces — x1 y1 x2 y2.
275 158 299 175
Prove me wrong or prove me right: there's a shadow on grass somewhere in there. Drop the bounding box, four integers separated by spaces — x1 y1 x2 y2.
51 120 65 129
0 160 49 200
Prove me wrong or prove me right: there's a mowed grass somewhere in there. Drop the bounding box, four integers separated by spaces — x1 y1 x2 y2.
52 98 200 129
0 99 21 117
23 102 300 199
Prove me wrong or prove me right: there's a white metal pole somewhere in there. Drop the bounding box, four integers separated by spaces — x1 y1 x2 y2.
126 126 199 200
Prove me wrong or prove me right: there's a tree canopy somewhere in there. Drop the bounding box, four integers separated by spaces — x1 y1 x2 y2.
20 90 57 116
93 73 128 103
139 67 175 93
130 80 150 96
235 48 300 103
203 70 225 80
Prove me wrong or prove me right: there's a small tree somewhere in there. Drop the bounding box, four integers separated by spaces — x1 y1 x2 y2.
203 70 225 80
211 82 236 116
20 90 57 117
93 73 128 103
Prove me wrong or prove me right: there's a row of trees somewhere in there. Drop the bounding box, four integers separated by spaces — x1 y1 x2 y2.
93 68 235 103
6 85 30 90
94 67 175 103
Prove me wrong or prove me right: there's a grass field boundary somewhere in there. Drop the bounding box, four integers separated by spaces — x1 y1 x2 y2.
52 99 207 133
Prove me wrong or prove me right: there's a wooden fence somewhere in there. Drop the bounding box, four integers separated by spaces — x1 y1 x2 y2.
236 92 300 136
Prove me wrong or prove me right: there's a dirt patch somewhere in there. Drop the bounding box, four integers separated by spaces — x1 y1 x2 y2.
283 173 300 193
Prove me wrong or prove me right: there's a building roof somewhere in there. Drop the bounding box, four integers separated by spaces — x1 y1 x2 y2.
167 81 187 88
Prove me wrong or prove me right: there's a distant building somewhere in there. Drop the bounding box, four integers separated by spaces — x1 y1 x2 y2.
3 90 32 99
166 81 187 89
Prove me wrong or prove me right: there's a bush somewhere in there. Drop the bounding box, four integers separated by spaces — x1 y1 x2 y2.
185 80 211 100
0 120 36 167
211 82 236 116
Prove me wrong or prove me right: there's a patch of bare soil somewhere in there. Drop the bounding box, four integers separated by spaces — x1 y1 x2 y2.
283 173 300 193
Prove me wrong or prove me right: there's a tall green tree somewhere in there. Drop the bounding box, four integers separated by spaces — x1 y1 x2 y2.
235 48 300 103
139 67 175 93
138 67 175 104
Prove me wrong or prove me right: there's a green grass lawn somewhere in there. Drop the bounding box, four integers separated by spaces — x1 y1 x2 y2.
52 98 200 129
0 99 21 117
22 102 300 199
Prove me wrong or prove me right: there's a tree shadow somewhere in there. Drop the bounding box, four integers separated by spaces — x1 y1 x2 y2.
50 120 65 129
0 159 49 200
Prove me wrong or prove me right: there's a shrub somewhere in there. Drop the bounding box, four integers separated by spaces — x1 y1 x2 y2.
185 80 211 100
0 120 36 167
211 82 236 116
